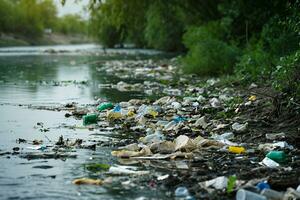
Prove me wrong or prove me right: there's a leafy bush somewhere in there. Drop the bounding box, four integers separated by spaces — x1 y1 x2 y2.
235 42 273 82
272 50 300 99
182 23 239 76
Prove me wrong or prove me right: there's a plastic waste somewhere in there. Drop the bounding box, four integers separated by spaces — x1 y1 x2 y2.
213 132 234 140
175 161 189 169
256 181 270 191
72 178 103 185
266 151 286 163
146 128 154 135
97 102 114 111
203 176 228 190
297 185 300 192
197 95 205 102
236 189 267 200
265 132 285 140
173 116 187 123
260 189 284 200
164 120 177 131
209 97 221 108
283 188 300 200
175 187 189 197
172 102 182 109
157 174 169 181
83 113 98 125
248 95 257 101
232 122 248 133
174 135 195 152
113 104 121 112
136 104 158 119
140 132 165 144
108 165 149 175
26 145 47 151
260 157 280 168
150 141 175 154
111 146 152 158
194 116 208 129
107 105 122 120
272 141 293 150
228 146 246 154
127 110 135 117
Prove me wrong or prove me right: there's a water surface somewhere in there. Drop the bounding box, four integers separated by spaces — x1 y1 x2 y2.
0 44 168 200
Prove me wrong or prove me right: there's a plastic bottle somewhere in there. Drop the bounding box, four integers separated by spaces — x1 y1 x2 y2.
266 151 286 163
228 146 246 154
97 102 114 111
260 189 284 200
256 181 270 191
83 113 98 125
236 189 267 200
173 116 187 123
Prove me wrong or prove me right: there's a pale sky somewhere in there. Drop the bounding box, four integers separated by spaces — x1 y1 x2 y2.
54 0 90 19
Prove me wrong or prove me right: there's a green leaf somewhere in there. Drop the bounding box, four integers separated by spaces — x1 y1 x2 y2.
227 175 236 193
85 163 111 172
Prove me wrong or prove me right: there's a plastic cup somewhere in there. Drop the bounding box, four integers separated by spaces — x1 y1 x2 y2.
236 189 267 200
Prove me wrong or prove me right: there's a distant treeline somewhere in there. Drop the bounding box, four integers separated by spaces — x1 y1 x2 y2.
90 0 300 99
0 0 88 38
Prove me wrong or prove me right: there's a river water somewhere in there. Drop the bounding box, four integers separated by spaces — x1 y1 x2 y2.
0 44 169 200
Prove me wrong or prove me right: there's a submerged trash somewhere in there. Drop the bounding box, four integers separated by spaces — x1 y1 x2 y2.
85 163 110 172
108 165 149 175
72 178 103 185
83 113 98 125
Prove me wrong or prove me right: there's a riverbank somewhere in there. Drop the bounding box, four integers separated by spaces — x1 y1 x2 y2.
0 33 93 47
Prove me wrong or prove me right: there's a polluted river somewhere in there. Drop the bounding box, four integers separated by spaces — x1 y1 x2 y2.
0 44 299 200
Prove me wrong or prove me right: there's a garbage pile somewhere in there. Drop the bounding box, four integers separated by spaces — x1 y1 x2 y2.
79 95 299 198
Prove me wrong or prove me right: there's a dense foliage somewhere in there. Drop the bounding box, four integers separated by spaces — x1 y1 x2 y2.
0 0 88 39
90 0 300 100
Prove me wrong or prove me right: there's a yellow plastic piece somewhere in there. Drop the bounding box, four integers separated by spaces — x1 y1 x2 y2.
107 110 122 120
228 146 246 154
127 110 135 117
248 95 257 101
148 110 158 118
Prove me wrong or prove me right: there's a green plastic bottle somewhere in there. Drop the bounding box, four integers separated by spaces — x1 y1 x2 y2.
83 113 98 125
266 151 286 163
97 102 114 111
